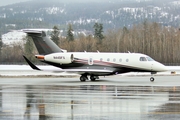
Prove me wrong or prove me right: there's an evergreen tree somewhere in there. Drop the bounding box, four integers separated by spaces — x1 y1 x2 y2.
93 23 104 43
66 24 74 42
51 26 60 45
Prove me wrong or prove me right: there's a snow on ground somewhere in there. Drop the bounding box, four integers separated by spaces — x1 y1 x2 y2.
0 65 180 77
0 65 78 76
0 65 32 70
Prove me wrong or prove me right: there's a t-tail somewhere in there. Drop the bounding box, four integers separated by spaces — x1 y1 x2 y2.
23 29 63 55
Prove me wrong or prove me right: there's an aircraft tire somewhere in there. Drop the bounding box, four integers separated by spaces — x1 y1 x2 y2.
80 76 87 82
90 76 96 81
150 77 154 82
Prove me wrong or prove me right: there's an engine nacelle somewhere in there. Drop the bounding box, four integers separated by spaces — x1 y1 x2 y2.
44 53 74 64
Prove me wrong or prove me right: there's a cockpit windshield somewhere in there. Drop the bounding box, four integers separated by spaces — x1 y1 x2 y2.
140 56 154 61
146 57 154 61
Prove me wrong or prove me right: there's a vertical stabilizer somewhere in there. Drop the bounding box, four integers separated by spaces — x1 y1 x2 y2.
23 29 63 55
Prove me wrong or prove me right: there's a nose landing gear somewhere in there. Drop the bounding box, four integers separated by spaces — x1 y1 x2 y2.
150 77 154 82
150 72 156 82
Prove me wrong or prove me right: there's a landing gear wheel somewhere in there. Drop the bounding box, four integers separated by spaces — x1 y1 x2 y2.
90 76 96 81
80 76 87 82
150 77 154 82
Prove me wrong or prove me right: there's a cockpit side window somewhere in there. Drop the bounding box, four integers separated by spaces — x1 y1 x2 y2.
140 57 147 61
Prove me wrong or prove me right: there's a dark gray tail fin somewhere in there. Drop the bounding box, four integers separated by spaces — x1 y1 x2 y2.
23 29 63 55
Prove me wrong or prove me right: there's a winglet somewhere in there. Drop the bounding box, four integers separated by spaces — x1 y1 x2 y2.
23 55 41 70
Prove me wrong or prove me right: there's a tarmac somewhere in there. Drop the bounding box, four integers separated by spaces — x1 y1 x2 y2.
0 66 180 120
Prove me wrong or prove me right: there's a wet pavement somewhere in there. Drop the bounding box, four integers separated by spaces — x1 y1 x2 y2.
0 77 180 120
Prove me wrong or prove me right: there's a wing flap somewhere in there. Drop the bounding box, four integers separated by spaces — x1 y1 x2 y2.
62 69 112 73
60 69 113 75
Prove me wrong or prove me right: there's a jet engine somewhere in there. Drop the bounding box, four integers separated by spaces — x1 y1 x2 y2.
36 53 74 64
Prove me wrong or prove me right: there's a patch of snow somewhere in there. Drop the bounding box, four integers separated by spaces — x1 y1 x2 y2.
1 28 57 46
171 1 180 5
44 7 65 14
160 12 169 18
0 65 78 76
0 13 6 18
2 31 26 45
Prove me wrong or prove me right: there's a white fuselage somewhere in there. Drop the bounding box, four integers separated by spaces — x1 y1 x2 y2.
40 52 167 73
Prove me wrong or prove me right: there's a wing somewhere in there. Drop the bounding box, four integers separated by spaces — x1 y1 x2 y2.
59 69 113 75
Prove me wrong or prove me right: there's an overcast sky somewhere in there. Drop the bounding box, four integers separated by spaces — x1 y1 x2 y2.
0 0 30 6
0 0 150 6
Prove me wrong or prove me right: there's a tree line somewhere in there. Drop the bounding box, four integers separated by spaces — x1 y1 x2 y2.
1 0 180 36
0 21 180 65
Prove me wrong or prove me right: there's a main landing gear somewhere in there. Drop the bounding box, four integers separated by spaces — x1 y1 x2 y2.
80 75 99 82
80 75 88 82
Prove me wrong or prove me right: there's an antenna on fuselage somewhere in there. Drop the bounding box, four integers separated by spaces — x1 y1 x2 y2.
128 51 131 53
97 50 100 53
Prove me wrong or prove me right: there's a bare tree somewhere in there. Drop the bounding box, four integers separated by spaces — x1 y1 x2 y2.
0 38 3 62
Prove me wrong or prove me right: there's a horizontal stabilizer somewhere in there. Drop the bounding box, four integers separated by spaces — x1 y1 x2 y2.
23 55 41 70
22 29 42 34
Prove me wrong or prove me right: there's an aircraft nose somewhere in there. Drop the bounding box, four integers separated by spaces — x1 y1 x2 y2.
160 64 168 72
153 62 168 72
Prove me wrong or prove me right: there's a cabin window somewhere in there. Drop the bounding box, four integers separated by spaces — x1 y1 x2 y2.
146 57 154 61
100 58 103 61
126 59 129 62
107 58 110 61
119 59 122 62
90 58 93 62
140 57 147 61
89 58 93 65
113 58 116 62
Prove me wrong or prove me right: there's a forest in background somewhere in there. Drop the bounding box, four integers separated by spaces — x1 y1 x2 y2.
0 0 180 35
0 21 180 65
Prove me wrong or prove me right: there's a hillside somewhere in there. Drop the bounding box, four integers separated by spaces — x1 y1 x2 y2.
0 0 180 35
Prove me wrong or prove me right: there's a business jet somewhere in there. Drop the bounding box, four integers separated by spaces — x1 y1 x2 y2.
22 29 167 82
